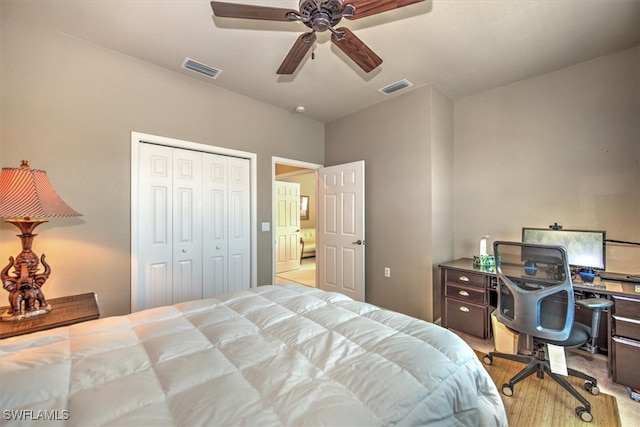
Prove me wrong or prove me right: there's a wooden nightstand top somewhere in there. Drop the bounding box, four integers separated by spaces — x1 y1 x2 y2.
0 293 99 339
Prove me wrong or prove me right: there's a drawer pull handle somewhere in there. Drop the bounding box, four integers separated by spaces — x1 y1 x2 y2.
459 306 470 313
458 290 470 297
459 276 470 282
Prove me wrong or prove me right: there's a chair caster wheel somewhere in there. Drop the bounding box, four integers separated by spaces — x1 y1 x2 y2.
576 406 593 422
584 381 600 395
483 355 493 365
501 384 513 397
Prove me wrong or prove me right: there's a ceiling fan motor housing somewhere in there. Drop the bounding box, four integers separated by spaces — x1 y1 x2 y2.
300 0 343 32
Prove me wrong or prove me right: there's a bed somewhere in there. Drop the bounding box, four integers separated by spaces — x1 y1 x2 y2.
0 283 507 426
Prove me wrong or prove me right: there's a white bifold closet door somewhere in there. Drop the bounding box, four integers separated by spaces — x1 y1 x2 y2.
136 143 250 311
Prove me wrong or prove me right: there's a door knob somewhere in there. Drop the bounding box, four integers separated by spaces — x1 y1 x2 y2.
352 239 365 245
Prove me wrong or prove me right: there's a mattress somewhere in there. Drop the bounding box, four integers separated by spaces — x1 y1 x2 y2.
0 283 507 426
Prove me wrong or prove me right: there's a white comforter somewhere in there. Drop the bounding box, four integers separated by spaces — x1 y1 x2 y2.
0 283 506 426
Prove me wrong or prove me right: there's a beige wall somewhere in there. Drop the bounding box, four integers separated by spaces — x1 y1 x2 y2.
454 46 640 274
326 85 453 322
0 10 324 317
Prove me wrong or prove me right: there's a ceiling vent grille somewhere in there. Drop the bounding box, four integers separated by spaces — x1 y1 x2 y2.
182 58 222 79
379 79 413 95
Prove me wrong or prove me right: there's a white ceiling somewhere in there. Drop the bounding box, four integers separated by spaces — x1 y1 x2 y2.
6 0 640 122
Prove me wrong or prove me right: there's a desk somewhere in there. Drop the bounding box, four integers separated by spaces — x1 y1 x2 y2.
439 258 640 389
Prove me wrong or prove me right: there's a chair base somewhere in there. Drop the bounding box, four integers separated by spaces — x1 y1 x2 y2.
484 345 599 422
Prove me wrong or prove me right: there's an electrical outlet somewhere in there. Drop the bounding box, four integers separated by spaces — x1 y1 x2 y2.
384 267 391 278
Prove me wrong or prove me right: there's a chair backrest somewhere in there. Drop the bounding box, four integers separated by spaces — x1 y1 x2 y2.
493 241 574 341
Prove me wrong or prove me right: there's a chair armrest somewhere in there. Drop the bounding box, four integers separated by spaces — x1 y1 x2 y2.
575 298 613 310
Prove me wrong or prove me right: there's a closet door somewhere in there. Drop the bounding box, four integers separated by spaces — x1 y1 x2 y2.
226 156 251 293
172 149 203 304
136 144 249 311
202 153 227 297
137 143 173 310
202 154 250 296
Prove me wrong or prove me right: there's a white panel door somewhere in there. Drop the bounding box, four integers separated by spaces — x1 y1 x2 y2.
318 161 365 301
202 153 227 298
172 150 203 304
226 156 251 293
137 143 174 310
275 181 301 273
203 154 251 296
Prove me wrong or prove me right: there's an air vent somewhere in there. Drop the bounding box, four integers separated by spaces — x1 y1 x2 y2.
182 58 222 79
378 79 413 95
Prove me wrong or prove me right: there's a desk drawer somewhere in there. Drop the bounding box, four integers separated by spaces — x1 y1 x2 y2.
613 315 640 341
445 283 486 305
445 298 489 338
611 337 640 389
445 270 487 289
612 296 640 320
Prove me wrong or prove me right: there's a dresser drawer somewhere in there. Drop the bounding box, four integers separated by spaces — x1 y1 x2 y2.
445 298 489 338
444 270 488 289
611 337 640 389
613 315 640 341
612 296 640 320
445 283 487 305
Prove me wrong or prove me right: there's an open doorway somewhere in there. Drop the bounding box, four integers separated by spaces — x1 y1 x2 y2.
272 157 321 287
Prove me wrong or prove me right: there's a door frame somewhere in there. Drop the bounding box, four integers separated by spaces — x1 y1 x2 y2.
271 156 322 284
131 131 258 311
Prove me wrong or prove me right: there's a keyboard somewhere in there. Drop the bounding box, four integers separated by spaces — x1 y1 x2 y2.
577 282 606 290
600 271 640 283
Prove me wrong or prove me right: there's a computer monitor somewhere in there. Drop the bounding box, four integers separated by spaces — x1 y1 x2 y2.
521 227 606 272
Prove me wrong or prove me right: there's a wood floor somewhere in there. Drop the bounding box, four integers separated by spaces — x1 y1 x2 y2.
457 330 639 426
475 350 620 426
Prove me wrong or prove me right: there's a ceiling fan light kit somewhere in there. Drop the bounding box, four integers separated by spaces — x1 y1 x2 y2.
210 0 425 75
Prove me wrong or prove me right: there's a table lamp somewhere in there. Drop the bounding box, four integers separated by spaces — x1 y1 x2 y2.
0 160 82 320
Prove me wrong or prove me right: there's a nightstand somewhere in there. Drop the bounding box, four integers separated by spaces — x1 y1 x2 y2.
0 293 99 339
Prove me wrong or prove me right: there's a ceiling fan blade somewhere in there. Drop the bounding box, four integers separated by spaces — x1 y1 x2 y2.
211 1 297 21
331 27 382 73
343 0 425 20
277 33 317 75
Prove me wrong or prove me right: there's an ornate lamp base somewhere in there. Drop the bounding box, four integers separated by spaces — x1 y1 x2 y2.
1 219 53 321
0 304 52 321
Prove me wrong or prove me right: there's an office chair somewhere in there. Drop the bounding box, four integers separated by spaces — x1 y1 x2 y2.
482 241 613 423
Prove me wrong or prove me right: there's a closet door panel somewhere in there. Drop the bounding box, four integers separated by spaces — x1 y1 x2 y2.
172 150 203 303
202 154 228 296
138 144 173 310
227 157 250 292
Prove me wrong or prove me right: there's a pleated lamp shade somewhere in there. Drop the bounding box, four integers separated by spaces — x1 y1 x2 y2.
0 161 82 219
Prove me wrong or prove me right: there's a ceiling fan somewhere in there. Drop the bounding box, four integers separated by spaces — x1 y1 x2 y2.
210 0 425 74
